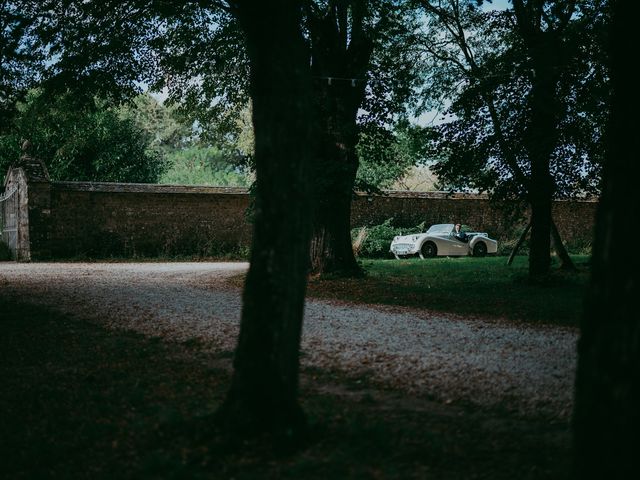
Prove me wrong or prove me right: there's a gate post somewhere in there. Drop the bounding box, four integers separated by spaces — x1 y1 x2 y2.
1 143 51 261
2 166 28 259
0 181 19 259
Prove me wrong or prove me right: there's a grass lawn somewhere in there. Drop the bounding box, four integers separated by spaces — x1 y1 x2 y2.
1 298 571 479
306 255 590 327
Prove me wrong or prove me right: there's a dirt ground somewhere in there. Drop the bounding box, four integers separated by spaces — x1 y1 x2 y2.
0 262 574 478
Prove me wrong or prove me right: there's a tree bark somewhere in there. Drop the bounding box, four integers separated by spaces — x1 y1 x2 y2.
524 54 561 280
573 1 640 476
307 1 371 277
550 218 576 271
507 221 530 266
216 0 314 438
511 0 576 280
309 161 362 277
526 143 553 278
309 104 362 276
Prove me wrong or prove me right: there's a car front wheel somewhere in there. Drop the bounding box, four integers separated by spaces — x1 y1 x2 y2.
420 242 437 259
473 242 487 257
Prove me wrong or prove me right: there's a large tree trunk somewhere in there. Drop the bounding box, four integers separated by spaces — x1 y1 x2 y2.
309 157 361 276
217 0 313 438
309 108 362 276
528 183 552 278
573 2 640 476
525 56 561 280
512 1 572 280
307 1 371 277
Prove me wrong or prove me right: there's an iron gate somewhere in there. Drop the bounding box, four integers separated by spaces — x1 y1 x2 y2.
0 184 19 256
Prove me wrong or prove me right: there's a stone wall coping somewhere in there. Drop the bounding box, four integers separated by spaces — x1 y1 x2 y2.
51 181 250 195
15 155 50 182
357 190 489 200
356 190 598 203
46 181 598 203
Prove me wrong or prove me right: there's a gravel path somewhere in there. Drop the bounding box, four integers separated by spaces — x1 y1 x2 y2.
0 262 577 418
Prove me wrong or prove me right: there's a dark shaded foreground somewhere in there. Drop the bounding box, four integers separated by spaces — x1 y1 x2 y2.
1 298 570 479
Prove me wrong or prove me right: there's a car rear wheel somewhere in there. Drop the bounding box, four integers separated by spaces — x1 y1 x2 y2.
420 242 437 259
473 241 487 257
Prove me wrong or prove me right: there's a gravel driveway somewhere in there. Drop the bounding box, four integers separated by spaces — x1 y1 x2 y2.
0 262 577 419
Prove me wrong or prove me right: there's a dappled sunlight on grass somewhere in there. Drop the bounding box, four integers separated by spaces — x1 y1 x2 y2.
307 256 589 326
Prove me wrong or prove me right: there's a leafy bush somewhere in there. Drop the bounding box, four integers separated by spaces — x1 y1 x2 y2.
0 90 166 183
497 226 530 257
496 224 593 257
159 146 250 187
352 218 425 258
351 227 369 257
564 238 592 256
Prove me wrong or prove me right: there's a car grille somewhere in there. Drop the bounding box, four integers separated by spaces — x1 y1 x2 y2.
392 243 413 251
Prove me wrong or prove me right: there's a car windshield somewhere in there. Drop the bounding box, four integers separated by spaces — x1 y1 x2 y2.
426 224 454 235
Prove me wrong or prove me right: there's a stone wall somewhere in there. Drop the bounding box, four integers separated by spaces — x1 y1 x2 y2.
47 182 252 258
3 163 597 260
352 191 597 247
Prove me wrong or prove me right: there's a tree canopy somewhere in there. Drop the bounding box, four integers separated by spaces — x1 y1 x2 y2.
413 0 609 277
0 0 47 128
0 90 165 182
416 0 608 200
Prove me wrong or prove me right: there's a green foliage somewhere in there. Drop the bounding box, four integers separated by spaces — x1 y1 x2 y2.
3 1 425 194
496 224 592 257
0 90 165 183
0 135 21 174
0 1 46 129
159 147 250 187
153 1 424 187
28 0 156 103
417 1 608 199
0 89 252 188
496 225 530 257
118 94 194 154
564 238 592 256
352 218 425 258
356 122 434 191
149 6 249 148
119 94 252 188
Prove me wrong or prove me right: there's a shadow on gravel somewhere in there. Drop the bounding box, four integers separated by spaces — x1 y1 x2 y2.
0 297 571 479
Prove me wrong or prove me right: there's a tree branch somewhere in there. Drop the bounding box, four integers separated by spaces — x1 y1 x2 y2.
555 0 577 33
418 41 469 75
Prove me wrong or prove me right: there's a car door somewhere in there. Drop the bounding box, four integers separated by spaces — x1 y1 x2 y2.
443 229 468 256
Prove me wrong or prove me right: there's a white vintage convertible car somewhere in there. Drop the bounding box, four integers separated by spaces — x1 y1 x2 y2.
390 223 498 259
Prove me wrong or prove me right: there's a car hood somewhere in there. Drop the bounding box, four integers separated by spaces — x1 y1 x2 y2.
392 234 423 243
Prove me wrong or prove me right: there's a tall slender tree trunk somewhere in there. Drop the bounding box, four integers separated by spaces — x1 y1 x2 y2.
217 0 314 438
573 2 640 476
511 1 576 280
